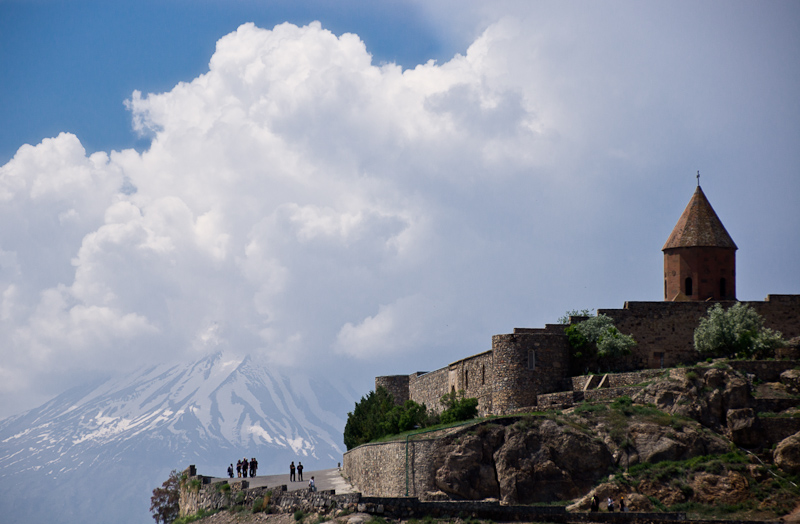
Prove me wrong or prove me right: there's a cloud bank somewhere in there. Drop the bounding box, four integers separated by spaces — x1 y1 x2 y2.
2 5 799 417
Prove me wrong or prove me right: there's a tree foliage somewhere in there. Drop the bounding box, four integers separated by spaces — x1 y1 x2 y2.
694 303 785 359
343 386 430 450
439 389 479 424
150 469 181 524
557 308 594 324
565 314 636 372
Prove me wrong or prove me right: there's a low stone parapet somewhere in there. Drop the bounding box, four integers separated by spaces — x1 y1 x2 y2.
584 386 642 402
730 360 800 382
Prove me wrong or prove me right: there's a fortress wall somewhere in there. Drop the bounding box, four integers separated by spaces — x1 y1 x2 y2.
750 295 800 340
492 333 569 414
599 301 711 369
375 375 410 406
409 367 450 414
448 351 494 416
343 438 441 497
601 297 800 371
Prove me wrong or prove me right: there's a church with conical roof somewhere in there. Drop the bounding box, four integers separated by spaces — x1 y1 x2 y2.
373 181 800 417
663 185 737 301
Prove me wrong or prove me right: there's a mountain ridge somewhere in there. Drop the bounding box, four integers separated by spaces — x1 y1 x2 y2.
0 352 357 524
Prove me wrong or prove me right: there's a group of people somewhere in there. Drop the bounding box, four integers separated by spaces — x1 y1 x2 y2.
225 458 315 492
590 495 626 512
289 461 315 491
227 457 258 478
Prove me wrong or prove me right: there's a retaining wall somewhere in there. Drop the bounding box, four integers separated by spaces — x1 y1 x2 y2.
342 436 443 498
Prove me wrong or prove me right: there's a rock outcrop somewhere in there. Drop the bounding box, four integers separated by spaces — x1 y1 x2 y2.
429 410 729 505
774 431 800 475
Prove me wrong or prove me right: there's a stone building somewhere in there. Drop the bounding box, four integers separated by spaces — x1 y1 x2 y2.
374 185 800 416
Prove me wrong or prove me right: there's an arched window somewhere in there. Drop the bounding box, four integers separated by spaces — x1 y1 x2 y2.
684 277 693 296
527 350 536 370
720 278 727 298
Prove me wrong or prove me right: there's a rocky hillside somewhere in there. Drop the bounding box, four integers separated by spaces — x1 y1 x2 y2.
427 364 800 520
184 363 800 523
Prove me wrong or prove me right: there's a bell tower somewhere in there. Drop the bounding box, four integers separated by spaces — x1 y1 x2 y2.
662 181 737 301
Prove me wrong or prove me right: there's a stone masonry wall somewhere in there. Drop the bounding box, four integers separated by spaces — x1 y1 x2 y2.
409 368 450 415
491 333 569 414
343 437 443 498
600 296 800 371
375 375 410 406
447 351 494 416
571 369 666 391
729 360 800 382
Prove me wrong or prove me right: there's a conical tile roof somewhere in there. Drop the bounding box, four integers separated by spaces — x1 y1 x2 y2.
662 186 737 250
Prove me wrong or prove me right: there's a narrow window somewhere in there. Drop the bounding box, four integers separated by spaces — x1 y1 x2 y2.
654 352 665 368
664 279 667 299
527 350 536 370
465 370 469 389
481 365 485 385
684 277 693 296
720 278 727 298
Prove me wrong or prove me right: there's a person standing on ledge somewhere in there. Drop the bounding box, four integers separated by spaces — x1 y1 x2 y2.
289 461 296 482
297 461 304 481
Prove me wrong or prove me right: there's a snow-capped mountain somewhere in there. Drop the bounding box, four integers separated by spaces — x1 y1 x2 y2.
0 352 358 524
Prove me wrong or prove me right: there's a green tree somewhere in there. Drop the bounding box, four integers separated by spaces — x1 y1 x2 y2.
694 303 785 359
343 386 396 450
439 390 478 424
150 469 181 524
565 314 636 372
343 387 430 449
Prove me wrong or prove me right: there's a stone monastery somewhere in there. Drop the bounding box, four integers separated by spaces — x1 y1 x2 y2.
375 185 800 416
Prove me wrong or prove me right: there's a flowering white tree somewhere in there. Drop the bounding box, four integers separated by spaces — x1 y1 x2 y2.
694 303 784 359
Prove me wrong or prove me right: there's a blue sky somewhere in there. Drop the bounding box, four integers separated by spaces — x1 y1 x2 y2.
1 0 459 162
1 0 799 418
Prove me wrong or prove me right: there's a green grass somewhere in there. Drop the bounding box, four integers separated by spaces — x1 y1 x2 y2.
174 508 218 524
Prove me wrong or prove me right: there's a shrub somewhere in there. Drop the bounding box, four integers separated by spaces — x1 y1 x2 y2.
294 509 306 522
566 314 636 372
439 390 478 424
694 303 785 359
343 387 431 449
558 308 594 324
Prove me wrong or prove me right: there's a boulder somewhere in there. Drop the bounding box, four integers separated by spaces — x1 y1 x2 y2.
627 422 727 464
637 478 687 506
691 471 749 505
781 369 800 395
434 425 503 499
726 408 763 448
774 431 800 475
633 367 753 433
491 419 613 505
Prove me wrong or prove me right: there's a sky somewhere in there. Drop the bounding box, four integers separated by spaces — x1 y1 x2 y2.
1 0 799 419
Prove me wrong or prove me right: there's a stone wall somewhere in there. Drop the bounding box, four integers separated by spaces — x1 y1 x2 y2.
729 360 800 383
759 417 800 445
343 436 443 497
447 351 494 416
375 375 410 406
492 333 569 414
571 370 666 391
409 368 450 415
601 296 800 371
375 295 800 419
584 386 643 403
